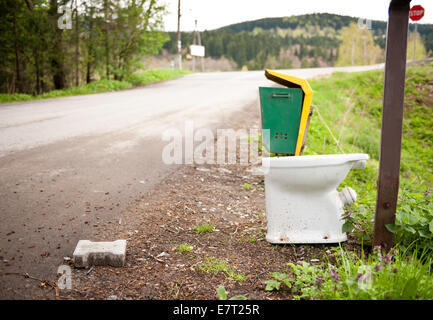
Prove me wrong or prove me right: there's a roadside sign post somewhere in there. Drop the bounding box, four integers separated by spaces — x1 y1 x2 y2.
191 20 205 72
409 5 425 61
373 0 411 250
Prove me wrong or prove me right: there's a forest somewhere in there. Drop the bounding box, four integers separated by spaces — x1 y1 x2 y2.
0 0 168 95
164 13 433 70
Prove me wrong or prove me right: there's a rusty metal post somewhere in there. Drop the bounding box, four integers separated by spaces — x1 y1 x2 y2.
373 0 411 249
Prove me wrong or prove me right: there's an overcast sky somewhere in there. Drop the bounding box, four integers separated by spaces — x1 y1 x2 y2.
162 0 432 32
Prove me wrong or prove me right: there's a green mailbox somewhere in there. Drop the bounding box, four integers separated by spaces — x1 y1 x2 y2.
259 69 314 155
259 87 303 154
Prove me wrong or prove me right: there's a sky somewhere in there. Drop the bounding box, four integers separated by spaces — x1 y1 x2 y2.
162 0 433 32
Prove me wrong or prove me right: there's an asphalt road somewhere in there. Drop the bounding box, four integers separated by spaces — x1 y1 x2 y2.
0 65 383 298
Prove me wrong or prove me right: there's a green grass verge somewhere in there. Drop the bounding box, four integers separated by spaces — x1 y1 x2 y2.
0 68 191 104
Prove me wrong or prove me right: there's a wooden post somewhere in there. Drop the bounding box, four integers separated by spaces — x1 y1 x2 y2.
373 0 411 250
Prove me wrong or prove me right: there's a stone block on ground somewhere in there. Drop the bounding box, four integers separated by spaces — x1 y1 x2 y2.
73 240 127 268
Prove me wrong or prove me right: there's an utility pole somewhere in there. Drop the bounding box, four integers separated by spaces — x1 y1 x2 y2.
177 0 182 69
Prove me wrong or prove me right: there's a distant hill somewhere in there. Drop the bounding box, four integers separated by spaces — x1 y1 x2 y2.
162 13 433 70
218 13 384 34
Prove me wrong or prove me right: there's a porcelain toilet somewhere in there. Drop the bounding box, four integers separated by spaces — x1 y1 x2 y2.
262 153 369 244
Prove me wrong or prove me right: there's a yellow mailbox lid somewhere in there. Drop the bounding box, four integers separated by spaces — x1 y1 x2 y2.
265 69 313 156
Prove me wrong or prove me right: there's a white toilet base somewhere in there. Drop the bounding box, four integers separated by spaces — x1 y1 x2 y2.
266 233 347 244
264 190 349 244
262 154 369 244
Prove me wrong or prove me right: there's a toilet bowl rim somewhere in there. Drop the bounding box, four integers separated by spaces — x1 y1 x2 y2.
262 153 369 168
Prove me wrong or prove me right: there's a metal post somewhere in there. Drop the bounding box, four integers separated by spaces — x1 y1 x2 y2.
413 22 417 61
373 0 411 250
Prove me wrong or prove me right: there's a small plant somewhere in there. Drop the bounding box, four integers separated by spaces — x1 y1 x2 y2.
217 285 247 300
341 205 372 243
176 243 193 253
193 223 215 234
264 263 322 299
243 182 252 190
264 272 292 291
198 257 245 282
385 191 433 250
248 237 256 243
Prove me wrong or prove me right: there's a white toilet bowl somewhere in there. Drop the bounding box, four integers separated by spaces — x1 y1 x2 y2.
262 153 369 244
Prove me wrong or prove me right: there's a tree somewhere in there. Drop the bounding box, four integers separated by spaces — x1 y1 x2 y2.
108 0 168 80
406 31 427 61
336 22 383 66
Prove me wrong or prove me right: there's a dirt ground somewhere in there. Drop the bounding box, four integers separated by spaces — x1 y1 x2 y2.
39 102 360 301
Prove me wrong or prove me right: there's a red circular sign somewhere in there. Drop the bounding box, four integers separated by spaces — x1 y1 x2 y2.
410 5 425 21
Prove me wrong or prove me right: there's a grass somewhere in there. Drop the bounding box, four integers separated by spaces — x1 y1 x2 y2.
265 64 433 300
193 223 215 234
0 68 191 104
126 68 191 86
197 257 246 282
176 243 194 253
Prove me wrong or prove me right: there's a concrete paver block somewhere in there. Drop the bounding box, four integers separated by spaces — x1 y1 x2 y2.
73 240 127 268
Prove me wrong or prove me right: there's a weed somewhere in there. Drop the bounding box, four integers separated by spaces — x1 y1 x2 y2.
216 285 247 300
193 223 215 234
176 243 193 253
243 183 252 190
198 257 246 282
